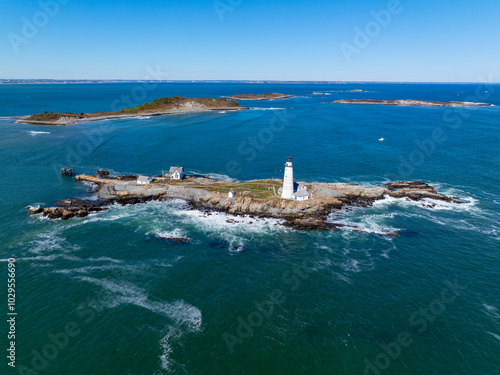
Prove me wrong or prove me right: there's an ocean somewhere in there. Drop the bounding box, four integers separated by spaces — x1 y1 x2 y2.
0 82 499 374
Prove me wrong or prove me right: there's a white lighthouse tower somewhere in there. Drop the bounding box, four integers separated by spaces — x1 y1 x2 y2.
281 155 294 199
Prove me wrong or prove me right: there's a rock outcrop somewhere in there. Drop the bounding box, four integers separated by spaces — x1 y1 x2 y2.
333 99 493 107
225 93 293 100
28 178 463 233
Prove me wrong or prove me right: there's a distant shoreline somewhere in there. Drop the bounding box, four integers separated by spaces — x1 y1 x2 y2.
332 99 494 107
1 80 499 84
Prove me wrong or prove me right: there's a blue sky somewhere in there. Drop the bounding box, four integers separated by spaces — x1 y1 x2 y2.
1 0 499 81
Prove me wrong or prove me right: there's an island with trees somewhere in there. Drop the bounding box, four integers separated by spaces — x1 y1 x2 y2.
17 96 246 125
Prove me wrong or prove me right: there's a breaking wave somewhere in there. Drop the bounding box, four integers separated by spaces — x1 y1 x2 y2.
249 107 285 111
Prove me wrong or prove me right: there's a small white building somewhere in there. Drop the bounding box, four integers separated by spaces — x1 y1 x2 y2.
228 189 235 198
137 175 153 185
293 189 310 202
169 166 185 180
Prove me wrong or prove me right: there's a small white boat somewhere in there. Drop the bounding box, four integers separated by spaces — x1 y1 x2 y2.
378 138 385 142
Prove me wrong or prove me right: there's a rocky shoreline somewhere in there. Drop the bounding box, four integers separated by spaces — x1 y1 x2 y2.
28 175 466 235
17 96 246 125
332 99 493 107
224 93 293 100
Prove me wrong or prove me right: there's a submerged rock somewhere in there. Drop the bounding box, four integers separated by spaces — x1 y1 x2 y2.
283 219 341 230
28 206 43 215
75 209 89 218
159 237 189 243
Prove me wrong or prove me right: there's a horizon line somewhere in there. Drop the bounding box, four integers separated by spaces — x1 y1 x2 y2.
1 79 498 84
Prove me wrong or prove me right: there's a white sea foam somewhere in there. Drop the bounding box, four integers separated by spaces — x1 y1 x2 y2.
54 262 148 275
87 256 123 263
172 208 286 252
204 173 235 181
159 326 183 372
77 276 202 327
19 254 81 262
330 210 400 236
25 230 81 255
483 303 500 320
79 210 135 224
27 131 50 136
115 199 287 252
488 332 500 341
332 272 353 284
77 275 202 370
330 190 498 242
148 228 188 240
249 107 285 111
370 194 477 212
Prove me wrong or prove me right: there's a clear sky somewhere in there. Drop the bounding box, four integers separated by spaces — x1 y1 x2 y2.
1 0 499 82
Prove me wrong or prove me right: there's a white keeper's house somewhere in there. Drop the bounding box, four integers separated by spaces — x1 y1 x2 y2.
137 175 153 185
169 166 185 180
293 185 310 201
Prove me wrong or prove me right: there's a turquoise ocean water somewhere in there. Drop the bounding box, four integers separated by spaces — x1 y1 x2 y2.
0 83 499 374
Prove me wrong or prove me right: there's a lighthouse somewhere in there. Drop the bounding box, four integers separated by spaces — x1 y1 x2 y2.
281 155 294 199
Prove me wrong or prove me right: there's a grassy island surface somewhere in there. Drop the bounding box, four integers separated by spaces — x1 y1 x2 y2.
18 96 244 125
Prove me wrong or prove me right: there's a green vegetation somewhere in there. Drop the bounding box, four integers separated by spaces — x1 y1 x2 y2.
25 96 241 123
154 178 283 200
27 112 61 122
123 96 178 112
121 96 239 113
27 111 82 122
220 180 282 199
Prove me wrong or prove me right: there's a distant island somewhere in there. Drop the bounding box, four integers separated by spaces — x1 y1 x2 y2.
224 93 293 100
332 99 493 107
17 96 245 125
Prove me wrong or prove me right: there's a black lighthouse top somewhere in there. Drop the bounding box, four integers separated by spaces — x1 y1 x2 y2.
285 155 293 166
